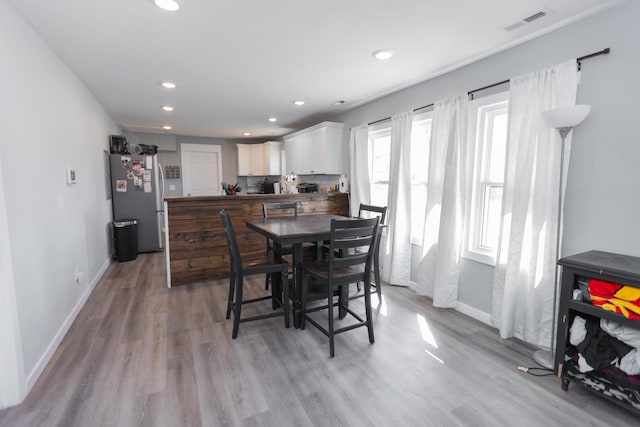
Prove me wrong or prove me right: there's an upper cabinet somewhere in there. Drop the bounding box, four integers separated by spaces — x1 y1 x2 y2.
237 141 281 176
283 122 344 175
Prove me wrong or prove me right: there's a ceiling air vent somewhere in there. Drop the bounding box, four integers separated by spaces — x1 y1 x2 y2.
504 9 551 31
523 11 547 23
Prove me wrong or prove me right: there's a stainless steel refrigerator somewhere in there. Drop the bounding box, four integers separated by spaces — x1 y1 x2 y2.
110 153 164 252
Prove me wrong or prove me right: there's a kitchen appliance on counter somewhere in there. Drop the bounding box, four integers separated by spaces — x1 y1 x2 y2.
109 153 164 253
297 183 318 193
256 180 279 194
263 181 279 194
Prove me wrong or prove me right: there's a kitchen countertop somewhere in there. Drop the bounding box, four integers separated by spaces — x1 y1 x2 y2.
164 192 345 201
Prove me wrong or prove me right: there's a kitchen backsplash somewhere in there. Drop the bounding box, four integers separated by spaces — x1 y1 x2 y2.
243 174 343 193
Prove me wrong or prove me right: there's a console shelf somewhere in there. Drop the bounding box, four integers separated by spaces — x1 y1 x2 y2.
555 250 640 414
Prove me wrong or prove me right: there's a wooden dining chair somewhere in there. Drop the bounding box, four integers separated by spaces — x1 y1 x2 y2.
323 204 387 300
357 204 387 300
220 210 290 339
262 202 316 290
300 217 379 357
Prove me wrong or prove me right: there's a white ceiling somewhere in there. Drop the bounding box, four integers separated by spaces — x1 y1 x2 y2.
8 0 623 139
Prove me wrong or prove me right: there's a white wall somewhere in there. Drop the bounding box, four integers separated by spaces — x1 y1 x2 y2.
0 0 120 404
0 158 26 408
330 1 640 316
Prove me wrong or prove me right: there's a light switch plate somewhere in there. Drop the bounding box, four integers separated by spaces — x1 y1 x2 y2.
66 168 77 184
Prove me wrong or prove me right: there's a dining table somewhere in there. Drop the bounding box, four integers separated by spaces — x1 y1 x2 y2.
245 213 353 327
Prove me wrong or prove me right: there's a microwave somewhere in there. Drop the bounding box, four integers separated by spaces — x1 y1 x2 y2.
297 183 318 193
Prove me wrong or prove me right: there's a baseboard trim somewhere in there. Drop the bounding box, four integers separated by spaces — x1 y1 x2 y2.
26 257 112 390
455 301 492 326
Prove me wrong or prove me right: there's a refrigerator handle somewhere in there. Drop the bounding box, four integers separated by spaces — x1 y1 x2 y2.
158 162 165 213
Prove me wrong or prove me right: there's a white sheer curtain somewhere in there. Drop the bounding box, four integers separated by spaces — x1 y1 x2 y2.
491 60 578 348
415 94 468 307
348 125 370 216
381 112 413 286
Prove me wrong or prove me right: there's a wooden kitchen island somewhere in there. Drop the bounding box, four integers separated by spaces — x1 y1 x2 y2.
164 192 349 287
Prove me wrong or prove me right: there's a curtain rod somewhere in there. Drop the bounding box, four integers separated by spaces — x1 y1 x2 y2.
367 47 610 126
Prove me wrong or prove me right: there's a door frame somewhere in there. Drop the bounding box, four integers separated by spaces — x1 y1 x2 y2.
180 143 223 196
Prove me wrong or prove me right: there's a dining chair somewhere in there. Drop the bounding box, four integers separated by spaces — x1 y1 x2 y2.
357 204 387 300
220 210 290 339
300 217 379 357
322 204 387 300
262 202 316 290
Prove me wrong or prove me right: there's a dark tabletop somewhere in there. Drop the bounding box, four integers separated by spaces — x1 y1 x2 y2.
245 214 351 245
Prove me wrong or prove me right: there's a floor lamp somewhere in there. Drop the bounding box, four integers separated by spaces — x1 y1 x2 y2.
532 104 591 370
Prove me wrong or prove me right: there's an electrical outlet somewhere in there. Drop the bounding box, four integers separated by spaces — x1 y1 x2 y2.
169 184 176 191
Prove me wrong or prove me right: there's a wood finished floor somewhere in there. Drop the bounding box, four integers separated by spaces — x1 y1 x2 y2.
1 252 637 427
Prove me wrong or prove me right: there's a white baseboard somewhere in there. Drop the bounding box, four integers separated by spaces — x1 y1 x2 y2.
455 301 493 326
26 257 112 390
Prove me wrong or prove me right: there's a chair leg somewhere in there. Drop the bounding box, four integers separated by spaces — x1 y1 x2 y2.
265 273 270 290
300 274 308 330
374 256 382 301
226 273 236 320
364 279 375 344
232 277 244 339
282 267 290 329
328 284 335 358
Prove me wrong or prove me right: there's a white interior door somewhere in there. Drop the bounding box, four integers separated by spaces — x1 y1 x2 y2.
180 143 223 196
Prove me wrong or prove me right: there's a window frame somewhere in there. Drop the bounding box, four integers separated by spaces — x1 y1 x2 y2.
463 91 509 266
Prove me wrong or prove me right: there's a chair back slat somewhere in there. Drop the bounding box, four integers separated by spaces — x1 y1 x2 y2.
358 204 387 224
328 217 379 273
263 202 298 218
220 210 242 273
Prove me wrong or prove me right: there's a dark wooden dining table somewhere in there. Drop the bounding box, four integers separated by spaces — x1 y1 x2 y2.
245 213 352 327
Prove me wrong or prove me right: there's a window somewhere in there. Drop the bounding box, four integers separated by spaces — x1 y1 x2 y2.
367 114 432 244
410 113 432 244
465 92 509 265
369 126 391 207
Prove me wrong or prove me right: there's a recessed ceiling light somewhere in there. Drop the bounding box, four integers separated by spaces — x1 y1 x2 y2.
162 106 174 112
268 117 278 122
293 100 305 106
162 125 172 130
154 0 180 12
372 49 395 60
243 132 251 136
161 81 176 89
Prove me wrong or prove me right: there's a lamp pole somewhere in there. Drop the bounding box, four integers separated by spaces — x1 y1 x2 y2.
532 126 571 370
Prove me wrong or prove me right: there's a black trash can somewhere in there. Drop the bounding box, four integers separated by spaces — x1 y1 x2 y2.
113 219 138 262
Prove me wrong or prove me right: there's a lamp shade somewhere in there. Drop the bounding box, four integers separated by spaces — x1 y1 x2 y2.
542 104 591 129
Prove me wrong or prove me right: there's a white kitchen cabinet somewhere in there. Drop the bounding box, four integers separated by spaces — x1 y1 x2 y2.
237 141 281 176
237 144 253 175
263 141 281 175
283 122 344 175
